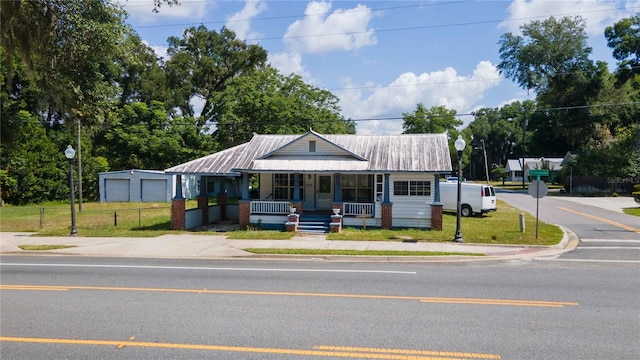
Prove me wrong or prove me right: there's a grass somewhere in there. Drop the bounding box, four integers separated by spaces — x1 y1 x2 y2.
245 249 484 256
1 200 562 245
227 230 295 240
623 207 640 216
0 201 188 237
18 245 77 251
327 200 563 246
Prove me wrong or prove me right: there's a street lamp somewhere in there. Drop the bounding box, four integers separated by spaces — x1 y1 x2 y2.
64 145 77 236
453 135 466 243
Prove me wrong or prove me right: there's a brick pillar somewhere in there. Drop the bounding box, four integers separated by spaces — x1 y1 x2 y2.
239 200 250 227
171 198 186 230
329 214 342 233
217 193 228 220
292 202 302 215
430 203 443 231
381 203 392 229
286 213 299 232
198 195 209 226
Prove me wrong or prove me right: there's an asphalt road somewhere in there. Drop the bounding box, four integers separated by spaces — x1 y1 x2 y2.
1 256 639 359
498 192 640 263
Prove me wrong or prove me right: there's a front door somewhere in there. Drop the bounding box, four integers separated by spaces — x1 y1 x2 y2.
316 175 332 210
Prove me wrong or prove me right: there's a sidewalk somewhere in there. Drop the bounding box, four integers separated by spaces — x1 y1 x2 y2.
0 229 578 262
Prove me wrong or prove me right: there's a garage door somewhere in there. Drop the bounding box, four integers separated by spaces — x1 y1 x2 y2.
141 179 167 202
105 179 130 202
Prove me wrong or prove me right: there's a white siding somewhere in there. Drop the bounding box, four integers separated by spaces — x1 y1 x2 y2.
276 135 351 157
259 174 273 200
389 173 434 228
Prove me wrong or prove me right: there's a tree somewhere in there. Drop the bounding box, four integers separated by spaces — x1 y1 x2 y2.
2 111 68 205
498 16 593 94
211 67 354 149
402 104 461 134
164 26 268 127
605 13 640 83
498 16 607 151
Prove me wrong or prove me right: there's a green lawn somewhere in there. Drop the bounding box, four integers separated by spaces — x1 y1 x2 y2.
1 200 562 245
327 200 562 246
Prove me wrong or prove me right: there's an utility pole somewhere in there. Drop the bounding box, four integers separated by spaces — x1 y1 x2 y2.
77 120 83 211
481 139 489 183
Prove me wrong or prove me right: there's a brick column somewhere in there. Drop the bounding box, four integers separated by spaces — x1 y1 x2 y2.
198 195 209 226
430 203 443 231
239 200 250 227
286 213 299 232
329 214 342 233
171 198 186 230
381 203 392 229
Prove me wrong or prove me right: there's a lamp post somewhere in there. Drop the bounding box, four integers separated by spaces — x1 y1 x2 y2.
64 145 77 236
453 135 466 243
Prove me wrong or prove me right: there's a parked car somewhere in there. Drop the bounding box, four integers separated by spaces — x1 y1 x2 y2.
440 182 497 217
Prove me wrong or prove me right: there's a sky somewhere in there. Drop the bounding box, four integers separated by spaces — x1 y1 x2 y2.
120 0 640 135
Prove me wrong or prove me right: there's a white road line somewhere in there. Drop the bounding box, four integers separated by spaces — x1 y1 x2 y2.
0 263 416 274
536 258 640 264
577 247 640 250
580 239 640 244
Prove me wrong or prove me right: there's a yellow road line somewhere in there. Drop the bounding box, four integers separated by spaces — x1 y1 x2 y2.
0 336 498 359
0 284 578 307
315 346 501 359
557 206 640 233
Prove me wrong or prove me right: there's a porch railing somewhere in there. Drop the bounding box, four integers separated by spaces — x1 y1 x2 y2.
251 201 290 214
344 202 374 217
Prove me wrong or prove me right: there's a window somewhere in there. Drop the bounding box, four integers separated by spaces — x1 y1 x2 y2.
394 181 431 196
376 174 383 202
273 174 304 201
341 174 373 202
309 141 316 152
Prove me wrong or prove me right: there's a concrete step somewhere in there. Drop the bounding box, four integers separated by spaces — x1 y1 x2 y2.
298 221 328 234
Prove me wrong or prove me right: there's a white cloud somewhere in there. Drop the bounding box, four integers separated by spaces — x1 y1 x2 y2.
118 0 210 23
269 51 313 81
284 1 377 54
225 0 267 40
145 42 169 61
338 61 503 135
500 0 640 35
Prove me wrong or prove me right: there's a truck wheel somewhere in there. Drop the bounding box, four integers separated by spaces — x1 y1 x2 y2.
461 205 472 217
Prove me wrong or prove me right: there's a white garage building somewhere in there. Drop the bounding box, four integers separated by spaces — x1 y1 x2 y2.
99 169 197 203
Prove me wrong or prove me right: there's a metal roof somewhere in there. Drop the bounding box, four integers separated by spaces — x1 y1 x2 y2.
165 131 453 175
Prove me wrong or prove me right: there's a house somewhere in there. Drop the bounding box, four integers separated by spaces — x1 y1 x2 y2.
505 157 563 183
98 169 197 203
165 130 453 232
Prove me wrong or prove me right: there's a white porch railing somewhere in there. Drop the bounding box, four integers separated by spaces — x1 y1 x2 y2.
344 202 374 217
251 201 290 214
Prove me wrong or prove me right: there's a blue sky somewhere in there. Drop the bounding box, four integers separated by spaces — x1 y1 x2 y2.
120 0 640 135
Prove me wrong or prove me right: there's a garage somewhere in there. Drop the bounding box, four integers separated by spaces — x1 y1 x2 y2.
141 179 168 202
104 179 130 202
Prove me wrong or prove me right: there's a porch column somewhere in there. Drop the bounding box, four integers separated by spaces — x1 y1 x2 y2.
381 173 392 229
171 174 185 230
217 180 227 220
197 175 209 226
293 173 301 202
241 172 249 200
430 173 443 231
332 173 343 213
239 172 250 227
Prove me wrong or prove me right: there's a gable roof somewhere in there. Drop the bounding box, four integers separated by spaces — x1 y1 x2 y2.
166 131 452 175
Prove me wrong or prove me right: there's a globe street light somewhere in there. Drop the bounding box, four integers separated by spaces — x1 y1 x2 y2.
64 145 77 236
453 135 466 243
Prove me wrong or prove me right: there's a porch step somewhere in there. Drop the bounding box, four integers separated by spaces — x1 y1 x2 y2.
297 221 329 234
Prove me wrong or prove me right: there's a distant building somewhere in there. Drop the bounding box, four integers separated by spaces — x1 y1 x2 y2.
506 157 563 182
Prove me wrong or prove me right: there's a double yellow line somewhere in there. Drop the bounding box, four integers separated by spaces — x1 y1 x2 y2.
558 206 640 233
0 284 578 308
0 336 500 359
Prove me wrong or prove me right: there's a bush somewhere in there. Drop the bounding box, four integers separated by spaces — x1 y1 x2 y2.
633 191 640 203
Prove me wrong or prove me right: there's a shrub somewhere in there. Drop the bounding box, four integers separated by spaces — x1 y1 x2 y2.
633 191 640 203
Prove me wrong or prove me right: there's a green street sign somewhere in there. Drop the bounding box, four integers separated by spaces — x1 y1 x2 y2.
529 169 549 177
